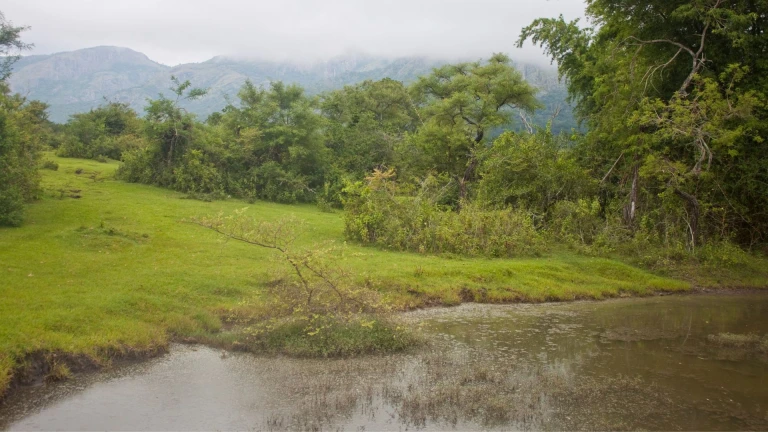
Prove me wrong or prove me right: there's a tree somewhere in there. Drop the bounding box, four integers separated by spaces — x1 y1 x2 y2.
217 80 328 202
0 12 38 226
407 54 540 201
477 129 595 218
0 12 31 81
321 78 418 178
519 1 768 249
117 76 208 189
58 101 142 159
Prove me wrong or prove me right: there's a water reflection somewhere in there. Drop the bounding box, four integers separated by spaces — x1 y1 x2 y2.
1 294 767 430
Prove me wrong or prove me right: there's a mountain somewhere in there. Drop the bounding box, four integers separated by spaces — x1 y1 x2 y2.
9 47 169 121
8 46 574 130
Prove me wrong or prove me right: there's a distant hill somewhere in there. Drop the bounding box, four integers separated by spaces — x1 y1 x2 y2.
9 46 576 131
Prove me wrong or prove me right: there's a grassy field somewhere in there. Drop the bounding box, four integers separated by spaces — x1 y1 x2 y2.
1 154 762 395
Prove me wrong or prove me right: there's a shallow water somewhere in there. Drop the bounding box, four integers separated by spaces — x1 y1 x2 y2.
2 294 768 430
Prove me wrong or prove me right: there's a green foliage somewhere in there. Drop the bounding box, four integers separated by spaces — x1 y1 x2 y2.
246 315 417 357
697 241 754 268
57 102 142 160
344 169 545 257
547 199 606 249
0 15 44 227
477 129 595 216
120 79 329 203
0 89 45 226
0 12 31 81
116 77 209 191
322 78 418 180
221 81 328 202
405 54 541 200
41 159 58 170
518 0 768 250
173 149 223 194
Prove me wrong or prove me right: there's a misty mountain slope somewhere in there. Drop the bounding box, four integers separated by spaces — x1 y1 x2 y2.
9 46 575 130
9 46 168 114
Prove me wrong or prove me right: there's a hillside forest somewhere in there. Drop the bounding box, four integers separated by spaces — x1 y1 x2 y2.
4 0 768 269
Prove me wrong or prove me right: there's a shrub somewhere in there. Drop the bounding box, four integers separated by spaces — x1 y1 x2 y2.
115 147 156 184
344 169 546 257
0 187 25 227
41 160 59 170
697 241 753 267
246 315 417 357
547 199 604 247
0 98 41 227
477 130 595 216
173 149 223 195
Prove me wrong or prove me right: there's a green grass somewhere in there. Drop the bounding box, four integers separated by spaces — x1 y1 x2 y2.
1 153 760 395
236 316 420 357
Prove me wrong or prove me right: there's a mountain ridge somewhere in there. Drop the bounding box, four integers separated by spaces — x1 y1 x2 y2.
8 46 572 128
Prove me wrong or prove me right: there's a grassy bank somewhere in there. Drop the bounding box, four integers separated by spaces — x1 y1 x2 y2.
0 154 764 396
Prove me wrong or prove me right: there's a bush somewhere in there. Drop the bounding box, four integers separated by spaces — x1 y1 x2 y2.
115 147 156 184
697 241 753 267
173 149 223 195
245 315 417 357
58 102 141 160
344 169 546 257
41 160 58 170
59 133 145 161
0 96 41 227
0 187 25 227
477 130 595 216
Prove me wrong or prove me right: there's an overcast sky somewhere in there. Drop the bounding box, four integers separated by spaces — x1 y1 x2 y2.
4 0 586 66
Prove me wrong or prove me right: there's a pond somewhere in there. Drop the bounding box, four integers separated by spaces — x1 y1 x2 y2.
2 293 767 430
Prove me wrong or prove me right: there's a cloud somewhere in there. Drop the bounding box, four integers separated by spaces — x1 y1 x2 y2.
4 0 586 65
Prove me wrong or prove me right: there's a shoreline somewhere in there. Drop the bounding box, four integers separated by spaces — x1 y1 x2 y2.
3 286 767 405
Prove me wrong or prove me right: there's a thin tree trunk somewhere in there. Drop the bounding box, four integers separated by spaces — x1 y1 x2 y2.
674 188 701 249
623 156 640 225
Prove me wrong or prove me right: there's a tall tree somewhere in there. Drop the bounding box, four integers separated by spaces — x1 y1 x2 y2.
519 1 768 248
218 80 328 202
407 53 540 200
0 11 39 226
321 78 418 178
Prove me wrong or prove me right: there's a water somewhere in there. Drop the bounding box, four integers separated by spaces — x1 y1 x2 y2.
2 294 767 430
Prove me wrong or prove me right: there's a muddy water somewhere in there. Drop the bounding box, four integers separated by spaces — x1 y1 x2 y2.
2 294 768 431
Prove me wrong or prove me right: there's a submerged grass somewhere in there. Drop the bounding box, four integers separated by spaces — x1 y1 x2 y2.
244 316 419 357
706 333 768 352
0 154 765 396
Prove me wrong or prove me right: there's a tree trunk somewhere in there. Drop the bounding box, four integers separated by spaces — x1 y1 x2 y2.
458 156 479 203
623 157 640 225
674 188 701 249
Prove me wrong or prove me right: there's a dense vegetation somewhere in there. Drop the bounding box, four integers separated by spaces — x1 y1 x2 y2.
0 13 55 226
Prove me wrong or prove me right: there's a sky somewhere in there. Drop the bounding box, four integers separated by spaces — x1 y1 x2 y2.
4 0 587 66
